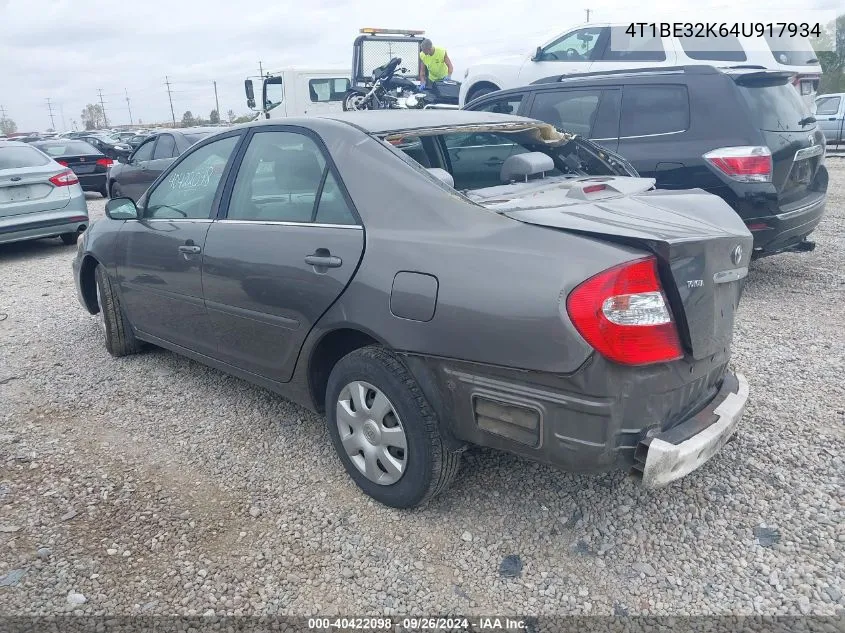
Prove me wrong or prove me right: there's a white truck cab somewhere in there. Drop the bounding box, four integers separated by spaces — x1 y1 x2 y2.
245 69 351 119
461 23 822 110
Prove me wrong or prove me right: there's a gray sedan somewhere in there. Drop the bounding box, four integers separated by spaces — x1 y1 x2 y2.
1 141 89 246
73 111 752 507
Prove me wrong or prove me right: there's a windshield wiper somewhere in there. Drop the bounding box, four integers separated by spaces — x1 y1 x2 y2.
799 116 816 126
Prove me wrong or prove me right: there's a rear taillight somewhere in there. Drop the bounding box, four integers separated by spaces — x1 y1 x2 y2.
49 169 79 187
56 160 68 166
703 146 772 183
566 256 683 366
96 158 113 167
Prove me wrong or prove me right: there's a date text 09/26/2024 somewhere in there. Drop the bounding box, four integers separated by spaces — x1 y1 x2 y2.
625 22 822 38
307 617 529 630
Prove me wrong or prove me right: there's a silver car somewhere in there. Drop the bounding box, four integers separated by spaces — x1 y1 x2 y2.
0 141 89 245
816 93 844 145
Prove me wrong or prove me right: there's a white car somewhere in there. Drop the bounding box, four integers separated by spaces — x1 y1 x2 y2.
461 22 822 110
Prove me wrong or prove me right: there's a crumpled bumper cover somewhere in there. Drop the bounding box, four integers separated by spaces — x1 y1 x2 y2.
636 372 749 488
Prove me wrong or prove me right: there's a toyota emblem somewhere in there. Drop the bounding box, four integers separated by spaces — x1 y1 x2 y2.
732 245 743 265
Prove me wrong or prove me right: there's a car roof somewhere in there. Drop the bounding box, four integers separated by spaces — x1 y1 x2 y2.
0 140 29 147
248 110 538 135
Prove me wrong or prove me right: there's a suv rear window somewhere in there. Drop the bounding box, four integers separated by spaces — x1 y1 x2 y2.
0 145 51 169
678 34 747 62
737 82 811 132
620 85 689 137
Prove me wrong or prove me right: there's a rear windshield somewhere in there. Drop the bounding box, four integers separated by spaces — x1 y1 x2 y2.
737 82 811 132
764 34 818 66
0 145 51 169
34 141 99 156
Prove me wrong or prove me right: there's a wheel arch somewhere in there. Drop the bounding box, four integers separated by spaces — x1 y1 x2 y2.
307 327 388 413
79 254 101 314
464 80 501 104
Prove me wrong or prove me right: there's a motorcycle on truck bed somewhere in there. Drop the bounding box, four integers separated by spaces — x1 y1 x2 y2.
343 28 461 111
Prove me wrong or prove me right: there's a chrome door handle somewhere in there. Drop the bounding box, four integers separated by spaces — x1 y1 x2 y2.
178 245 201 254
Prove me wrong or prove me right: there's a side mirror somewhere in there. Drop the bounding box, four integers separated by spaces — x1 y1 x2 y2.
532 46 543 61
105 197 138 220
244 79 256 109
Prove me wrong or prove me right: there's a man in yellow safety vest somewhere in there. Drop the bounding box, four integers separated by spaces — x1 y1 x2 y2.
418 38 454 89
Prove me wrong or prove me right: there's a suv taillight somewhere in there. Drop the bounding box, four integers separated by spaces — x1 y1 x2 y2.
96 158 113 167
49 169 79 187
703 146 772 183
566 257 683 366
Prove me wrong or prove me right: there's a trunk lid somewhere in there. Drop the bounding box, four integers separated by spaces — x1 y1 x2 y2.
469 176 753 360
0 165 71 218
733 72 824 206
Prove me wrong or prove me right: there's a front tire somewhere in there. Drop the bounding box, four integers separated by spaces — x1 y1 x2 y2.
94 265 142 357
465 83 499 104
60 232 80 245
325 347 460 508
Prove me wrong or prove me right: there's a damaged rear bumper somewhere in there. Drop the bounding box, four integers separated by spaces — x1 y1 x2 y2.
633 372 749 488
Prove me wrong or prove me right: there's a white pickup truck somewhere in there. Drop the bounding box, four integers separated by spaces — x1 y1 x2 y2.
245 68 351 119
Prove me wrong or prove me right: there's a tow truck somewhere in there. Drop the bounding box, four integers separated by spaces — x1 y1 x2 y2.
244 68 351 119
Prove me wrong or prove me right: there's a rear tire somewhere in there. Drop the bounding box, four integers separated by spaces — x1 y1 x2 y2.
100 184 109 198
60 232 79 245
109 182 122 199
94 265 142 357
325 346 460 508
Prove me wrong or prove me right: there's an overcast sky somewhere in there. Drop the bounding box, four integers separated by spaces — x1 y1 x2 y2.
0 0 836 132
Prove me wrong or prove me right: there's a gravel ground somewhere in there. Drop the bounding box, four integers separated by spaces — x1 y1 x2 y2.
0 164 843 619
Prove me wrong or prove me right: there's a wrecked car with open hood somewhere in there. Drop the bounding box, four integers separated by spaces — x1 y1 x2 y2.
73 110 752 508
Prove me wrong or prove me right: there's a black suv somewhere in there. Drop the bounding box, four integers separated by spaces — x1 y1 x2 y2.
465 66 827 258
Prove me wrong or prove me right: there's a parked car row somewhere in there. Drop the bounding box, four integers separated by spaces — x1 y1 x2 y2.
0 140 89 245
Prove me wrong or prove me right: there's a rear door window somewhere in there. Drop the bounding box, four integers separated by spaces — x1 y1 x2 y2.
815 96 841 116
677 34 746 61
603 27 666 62
473 95 524 115
737 82 810 132
0 145 50 169
153 134 177 159
308 78 351 102
620 85 690 137
528 89 602 136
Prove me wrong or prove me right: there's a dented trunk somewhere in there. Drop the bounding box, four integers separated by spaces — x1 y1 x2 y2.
472 179 753 360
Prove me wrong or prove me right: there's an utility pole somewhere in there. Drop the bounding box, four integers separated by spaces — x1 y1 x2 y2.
46 98 56 130
59 103 67 132
213 81 220 118
1 104 7 119
258 61 264 79
585 8 591 22
97 88 109 128
125 88 134 126
165 76 176 126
